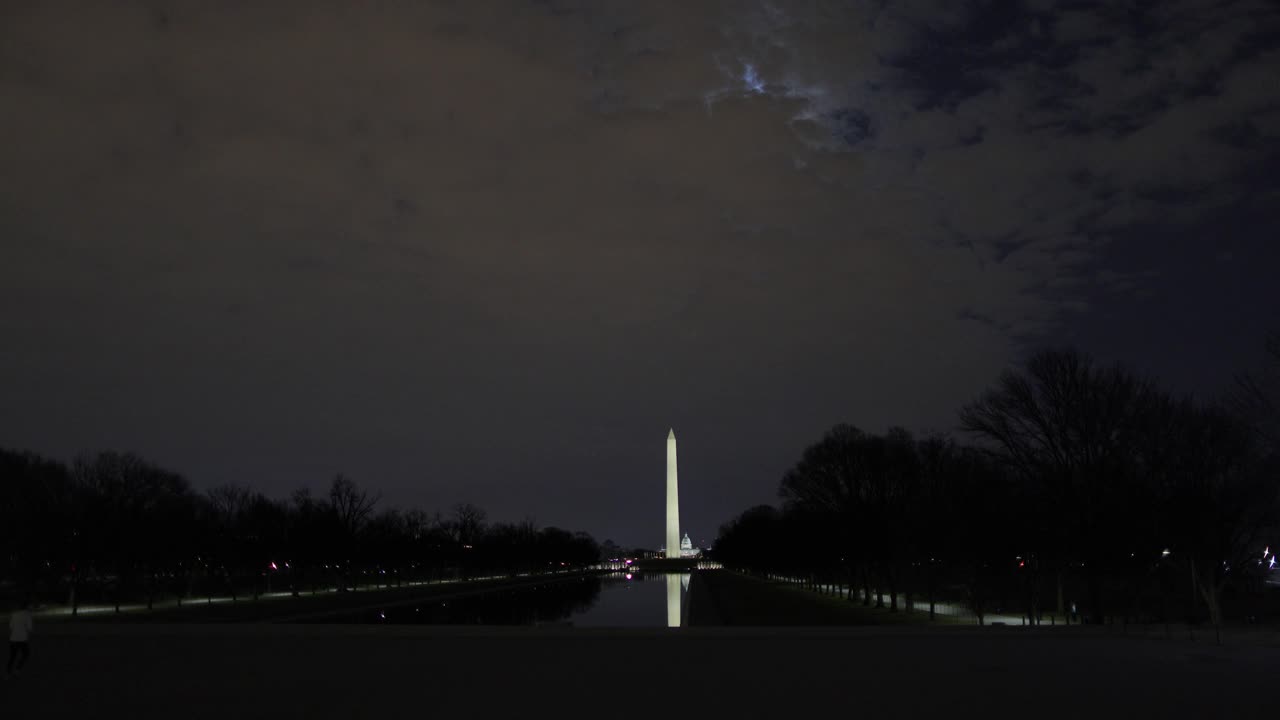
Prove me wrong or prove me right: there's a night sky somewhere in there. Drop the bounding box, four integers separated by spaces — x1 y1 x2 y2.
3 1 1278 548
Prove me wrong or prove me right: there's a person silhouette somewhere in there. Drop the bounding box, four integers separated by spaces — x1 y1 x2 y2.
8 598 33 677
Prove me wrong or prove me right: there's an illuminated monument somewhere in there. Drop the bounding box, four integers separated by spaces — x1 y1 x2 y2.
659 430 702 560
666 429 680 559
660 429 695 627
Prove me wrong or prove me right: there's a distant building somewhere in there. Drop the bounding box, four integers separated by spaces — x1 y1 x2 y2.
657 535 701 558
679 533 701 559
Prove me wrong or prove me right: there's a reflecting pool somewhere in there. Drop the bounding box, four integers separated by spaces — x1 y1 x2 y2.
305 571 690 627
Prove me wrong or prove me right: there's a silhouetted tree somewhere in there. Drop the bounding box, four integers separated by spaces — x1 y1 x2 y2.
706 346 1280 627
1147 400 1280 626
0 450 73 601
329 475 378 539
911 437 1004 620
778 424 869 598
1234 332 1280 452
776 425 926 608
1 447 604 611
328 474 378 590
206 483 253 600
287 488 336 595
960 349 1154 622
937 444 1014 624
71 452 192 611
713 505 788 576
450 503 488 546
237 492 288 599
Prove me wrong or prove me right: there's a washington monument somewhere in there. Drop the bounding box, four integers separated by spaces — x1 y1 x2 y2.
666 428 680 559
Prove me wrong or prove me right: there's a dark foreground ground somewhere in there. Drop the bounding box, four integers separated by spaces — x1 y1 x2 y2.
3 622 1277 718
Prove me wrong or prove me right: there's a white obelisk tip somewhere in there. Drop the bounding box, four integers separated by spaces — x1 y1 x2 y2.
668 428 675 439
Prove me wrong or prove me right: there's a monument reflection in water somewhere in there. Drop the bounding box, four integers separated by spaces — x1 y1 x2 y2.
666 573 690 627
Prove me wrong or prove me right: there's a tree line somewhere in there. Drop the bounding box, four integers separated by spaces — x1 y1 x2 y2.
713 344 1280 627
0 456 602 613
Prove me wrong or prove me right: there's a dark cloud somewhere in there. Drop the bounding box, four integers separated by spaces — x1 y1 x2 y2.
1 0 1277 546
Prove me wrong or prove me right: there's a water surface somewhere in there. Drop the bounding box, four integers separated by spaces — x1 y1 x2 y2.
308 571 690 627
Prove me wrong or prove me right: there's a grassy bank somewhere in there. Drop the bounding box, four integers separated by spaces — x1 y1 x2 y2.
690 570 971 626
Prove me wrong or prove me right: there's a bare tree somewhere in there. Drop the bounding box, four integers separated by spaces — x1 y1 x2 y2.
450 503 487 546
777 425 922 608
206 484 251 524
205 484 252 600
329 474 378 539
2 447 607 611
1233 332 1280 451
1150 400 1279 627
960 348 1155 623
68 452 193 612
778 424 867 601
328 474 378 590
401 508 432 541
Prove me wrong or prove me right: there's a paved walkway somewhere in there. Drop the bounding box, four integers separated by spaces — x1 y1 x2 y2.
4 622 1277 718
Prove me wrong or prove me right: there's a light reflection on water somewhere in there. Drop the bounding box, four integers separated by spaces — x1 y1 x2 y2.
308 572 691 627
665 573 690 627
571 572 689 628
